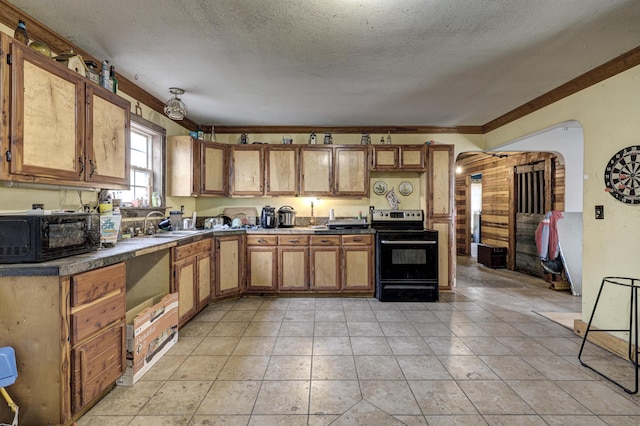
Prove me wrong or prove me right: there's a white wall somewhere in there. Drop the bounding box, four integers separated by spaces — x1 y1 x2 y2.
483 64 640 332
489 122 584 212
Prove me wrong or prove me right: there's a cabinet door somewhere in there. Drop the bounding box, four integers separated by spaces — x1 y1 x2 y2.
173 257 197 324
310 247 341 291
196 251 212 307
371 146 398 170
230 146 264 195
427 145 454 217
342 246 374 291
278 247 309 291
201 142 227 195
9 41 85 181
246 246 278 292
265 146 298 195
217 235 244 296
71 322 125 413
300 146 333 196
335 146 369 196
426 145 455 290
399 145 426 171
167 136 196 196
85 85 130 188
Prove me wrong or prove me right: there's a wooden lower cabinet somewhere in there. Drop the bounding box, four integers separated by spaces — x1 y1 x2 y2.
342 235 374 292
171 239 213 326
278 248 308 290
71 323 126 413
69 262 127 416
310 236 341 291
216 234 245 297
246 235 278 293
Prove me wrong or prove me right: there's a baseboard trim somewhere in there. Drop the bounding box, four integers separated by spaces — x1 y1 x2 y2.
574 319 637 361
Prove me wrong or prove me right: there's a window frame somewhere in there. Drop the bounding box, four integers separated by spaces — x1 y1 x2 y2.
128 114 166 205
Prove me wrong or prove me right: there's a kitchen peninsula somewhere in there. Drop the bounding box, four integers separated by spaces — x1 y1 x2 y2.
0 226 375 425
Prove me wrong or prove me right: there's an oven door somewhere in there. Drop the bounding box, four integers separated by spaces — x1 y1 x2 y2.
376 232 438 282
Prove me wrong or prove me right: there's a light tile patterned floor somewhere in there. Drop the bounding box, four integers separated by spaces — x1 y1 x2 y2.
77 257 640 425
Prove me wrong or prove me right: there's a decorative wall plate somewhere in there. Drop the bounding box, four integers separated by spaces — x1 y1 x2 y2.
373 181 387 195
398 181 413 196
604 145 640 204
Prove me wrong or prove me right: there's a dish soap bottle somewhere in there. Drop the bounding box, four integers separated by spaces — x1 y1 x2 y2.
14 20 29 45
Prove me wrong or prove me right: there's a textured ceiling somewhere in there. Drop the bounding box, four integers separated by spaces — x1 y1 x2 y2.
8 0 640 127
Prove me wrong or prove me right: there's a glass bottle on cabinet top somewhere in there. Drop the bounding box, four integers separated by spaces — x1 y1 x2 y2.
14 20 29 44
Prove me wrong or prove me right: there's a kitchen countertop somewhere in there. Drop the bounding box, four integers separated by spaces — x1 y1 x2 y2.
246 226 375 235
0 226 375 277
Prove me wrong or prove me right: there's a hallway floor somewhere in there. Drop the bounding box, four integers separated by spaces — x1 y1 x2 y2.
77 257 640 425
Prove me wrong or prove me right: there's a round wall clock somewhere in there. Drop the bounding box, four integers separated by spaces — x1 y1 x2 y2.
604 145 640 204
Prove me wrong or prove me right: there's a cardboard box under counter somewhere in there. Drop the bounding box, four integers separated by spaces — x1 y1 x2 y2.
117 292 179 386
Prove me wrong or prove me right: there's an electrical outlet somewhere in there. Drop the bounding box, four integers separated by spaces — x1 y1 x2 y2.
595 205 604 220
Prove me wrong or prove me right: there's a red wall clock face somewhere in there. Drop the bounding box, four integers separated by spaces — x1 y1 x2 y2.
604 145 640 204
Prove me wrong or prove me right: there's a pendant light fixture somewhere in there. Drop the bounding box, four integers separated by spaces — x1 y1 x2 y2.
164 87 187 120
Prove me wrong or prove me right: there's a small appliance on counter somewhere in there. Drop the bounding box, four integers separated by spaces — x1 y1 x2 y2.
261 206 276 228
0 212 95 263
169 210 183 231
277 205 297 228
326 218 369 229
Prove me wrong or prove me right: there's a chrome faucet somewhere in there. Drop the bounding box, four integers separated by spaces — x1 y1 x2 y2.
144 211 165 235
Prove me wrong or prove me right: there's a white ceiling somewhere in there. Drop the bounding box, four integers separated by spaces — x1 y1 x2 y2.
8 0 640 127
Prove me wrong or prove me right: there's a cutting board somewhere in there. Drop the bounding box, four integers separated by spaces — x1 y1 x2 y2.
223 207 258 225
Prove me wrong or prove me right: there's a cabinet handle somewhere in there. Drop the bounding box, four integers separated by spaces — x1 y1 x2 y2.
321 239 330 243
80 347 88 405
289 239 299 243
89 159 96 178
258 239 267 244
353 238 362 242
78 157 84 175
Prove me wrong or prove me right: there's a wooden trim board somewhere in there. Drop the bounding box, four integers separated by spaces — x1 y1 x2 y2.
574 319 638 361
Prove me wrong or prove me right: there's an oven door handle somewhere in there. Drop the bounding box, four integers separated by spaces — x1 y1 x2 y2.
379 240 436 245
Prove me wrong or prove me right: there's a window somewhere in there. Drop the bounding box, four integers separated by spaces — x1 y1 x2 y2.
515 161 545 214
117 115 165 205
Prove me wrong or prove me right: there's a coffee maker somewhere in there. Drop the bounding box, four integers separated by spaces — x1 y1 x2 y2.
260 206 276 228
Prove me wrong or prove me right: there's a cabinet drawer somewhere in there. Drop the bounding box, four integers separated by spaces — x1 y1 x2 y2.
173 239 212 262
71 262 126 306
341 234 374 246
278 235 310 246
71 293 125 343
310 235 341 246
71 322 125 413
247 235 278 246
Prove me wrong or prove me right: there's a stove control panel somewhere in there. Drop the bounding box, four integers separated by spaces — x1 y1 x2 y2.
371 209 424 222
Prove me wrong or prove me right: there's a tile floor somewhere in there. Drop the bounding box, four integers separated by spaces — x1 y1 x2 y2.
78 256 640 425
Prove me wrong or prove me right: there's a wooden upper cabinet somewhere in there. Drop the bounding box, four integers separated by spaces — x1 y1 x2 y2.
265 146 298 195
230 145 264 196
200 141 227 195
370 145 425 171
370 146 398 170
399 145 426 170
335 146 369 196
167 135 196 196
8 40 85 181
85 85 130 187
300 146 333 196
427 144 454 217
3 36 130 189
167 136 227 197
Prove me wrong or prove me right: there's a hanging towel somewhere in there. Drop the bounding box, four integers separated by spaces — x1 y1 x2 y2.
535 211 563 261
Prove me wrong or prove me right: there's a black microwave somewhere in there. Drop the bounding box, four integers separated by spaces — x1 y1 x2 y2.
0 213 95 263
